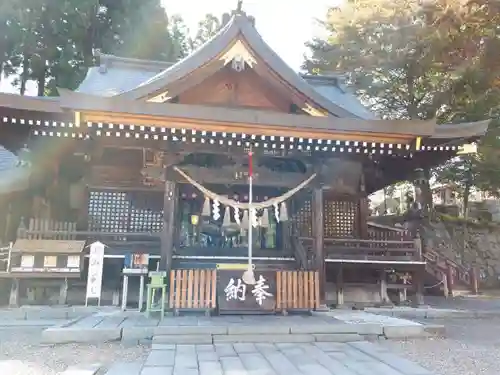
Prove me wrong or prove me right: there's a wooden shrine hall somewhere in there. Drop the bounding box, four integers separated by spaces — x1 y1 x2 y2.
0 9 489 311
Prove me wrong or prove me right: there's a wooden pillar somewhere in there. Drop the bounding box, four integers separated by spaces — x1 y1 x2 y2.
9 278 19 307
58 278 68 305
446 263 454 296
471 267 479 295
412 267 425 306
379 270 389 304
161 180 177 273
336 266 344 307
358 172 368 239
312 186 325 303
442 272 449 298
359 197 369 239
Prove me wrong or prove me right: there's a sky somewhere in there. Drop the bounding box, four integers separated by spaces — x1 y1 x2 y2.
0 0 335 95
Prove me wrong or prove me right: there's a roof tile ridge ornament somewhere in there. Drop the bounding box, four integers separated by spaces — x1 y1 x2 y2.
135 15 239 90
231 0 255 26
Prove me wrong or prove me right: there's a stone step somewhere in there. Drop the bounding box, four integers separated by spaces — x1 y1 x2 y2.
60 364 101 375
105 361 143 375
153 334 213 344
152 332 364 344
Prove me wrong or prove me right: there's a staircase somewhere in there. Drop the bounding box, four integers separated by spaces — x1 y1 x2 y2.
424 249 478 297
367 221 479 296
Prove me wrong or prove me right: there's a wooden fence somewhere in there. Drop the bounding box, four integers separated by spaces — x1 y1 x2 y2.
276 270 320 313
169 269 217 315
18 218 77 240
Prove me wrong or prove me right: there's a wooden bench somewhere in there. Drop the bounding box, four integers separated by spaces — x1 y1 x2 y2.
169 269 217 316
276 270 320 314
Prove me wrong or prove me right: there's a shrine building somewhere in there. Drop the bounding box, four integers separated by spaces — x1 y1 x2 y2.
0 10 488 311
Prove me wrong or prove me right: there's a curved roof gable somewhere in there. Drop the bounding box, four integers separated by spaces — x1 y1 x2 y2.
116 13 362 118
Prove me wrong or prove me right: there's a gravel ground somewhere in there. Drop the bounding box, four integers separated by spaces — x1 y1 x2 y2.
0 328 149 375
380 318 500 375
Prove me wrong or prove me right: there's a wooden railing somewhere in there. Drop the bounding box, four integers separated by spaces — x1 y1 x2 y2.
367 221 478 294
324 238 419 262
423 248 478 295
17 218 161 245
276 270 320 313
367 222 413 241
18 218 77 240
299 236 419 262
169 269 217 315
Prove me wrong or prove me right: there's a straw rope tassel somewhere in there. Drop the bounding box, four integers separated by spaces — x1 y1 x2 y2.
222 206 231 227
201 197 211 217
241 210 249 228
279 202 289 222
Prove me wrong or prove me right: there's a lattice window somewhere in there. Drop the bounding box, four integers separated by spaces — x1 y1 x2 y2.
323 200 359 238
88 190 164 233
293 199 312 237
88 191 129 233
129 192 163 233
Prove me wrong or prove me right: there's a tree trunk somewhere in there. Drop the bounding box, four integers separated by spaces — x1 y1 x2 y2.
20 53 29 96
83 4 99 68
37 64 46 97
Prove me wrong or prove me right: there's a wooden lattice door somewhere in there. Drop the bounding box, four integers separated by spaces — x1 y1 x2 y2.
292 199 312 238
323 199 359 238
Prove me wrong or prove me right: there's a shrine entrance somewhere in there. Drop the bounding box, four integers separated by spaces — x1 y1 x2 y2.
168 152 314 265
176 184 285 258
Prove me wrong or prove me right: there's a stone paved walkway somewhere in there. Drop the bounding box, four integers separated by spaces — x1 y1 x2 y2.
103 341 433 375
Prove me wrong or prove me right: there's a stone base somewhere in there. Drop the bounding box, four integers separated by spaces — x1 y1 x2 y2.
40 309 440 345
42 327 122 344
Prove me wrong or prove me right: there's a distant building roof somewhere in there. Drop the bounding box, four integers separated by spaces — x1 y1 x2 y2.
76 53 172 97
0 146 30 194
301 74 377 120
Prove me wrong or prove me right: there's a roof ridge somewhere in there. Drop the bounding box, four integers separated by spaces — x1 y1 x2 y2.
97 51 175 72
137 14 238 87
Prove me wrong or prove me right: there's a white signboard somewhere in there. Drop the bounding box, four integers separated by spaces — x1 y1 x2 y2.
85 241 105 304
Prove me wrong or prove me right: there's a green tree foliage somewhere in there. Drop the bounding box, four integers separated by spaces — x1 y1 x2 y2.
1 1 222 96
189 14 222 51
305 0 500 199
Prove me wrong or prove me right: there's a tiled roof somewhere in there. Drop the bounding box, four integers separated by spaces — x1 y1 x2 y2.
76 53 171 96
302 75 376 120
74 14 374 118
0 146 19 172
76 57 376 119
77 66 160 96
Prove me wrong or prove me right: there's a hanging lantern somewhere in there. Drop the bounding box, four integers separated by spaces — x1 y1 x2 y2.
274 202 280 222
201 197 211 217
241 210 249 228
234 206 241 225
279 202 289 222
222 206 231 227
